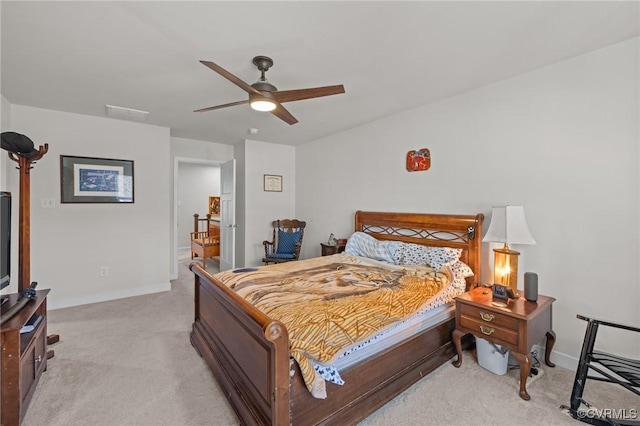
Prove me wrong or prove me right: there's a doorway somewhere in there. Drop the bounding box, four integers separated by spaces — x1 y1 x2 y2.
172 157 223 280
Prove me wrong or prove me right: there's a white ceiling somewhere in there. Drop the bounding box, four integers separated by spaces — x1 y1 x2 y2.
2 1 638 146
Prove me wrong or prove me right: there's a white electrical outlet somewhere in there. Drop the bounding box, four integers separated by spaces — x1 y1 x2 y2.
99 266 109 277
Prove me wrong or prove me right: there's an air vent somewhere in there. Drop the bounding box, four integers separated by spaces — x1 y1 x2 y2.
105 105 149 122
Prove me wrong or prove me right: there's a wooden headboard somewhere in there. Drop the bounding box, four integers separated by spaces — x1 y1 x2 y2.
354 211 484 288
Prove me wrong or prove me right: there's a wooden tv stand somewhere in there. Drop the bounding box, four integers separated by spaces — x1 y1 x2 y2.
1 289 49 425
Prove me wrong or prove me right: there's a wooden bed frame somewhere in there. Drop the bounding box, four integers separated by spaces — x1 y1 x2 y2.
190 211 484 425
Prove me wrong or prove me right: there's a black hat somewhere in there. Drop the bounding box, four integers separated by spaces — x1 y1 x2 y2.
0 132 38 158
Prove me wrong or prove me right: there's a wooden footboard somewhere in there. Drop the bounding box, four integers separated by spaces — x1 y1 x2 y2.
190 263 290 425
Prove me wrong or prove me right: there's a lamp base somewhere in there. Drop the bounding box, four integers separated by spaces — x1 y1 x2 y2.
493 246 520 298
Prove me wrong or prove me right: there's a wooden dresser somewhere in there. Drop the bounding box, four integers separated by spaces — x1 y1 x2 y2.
1 289 50 425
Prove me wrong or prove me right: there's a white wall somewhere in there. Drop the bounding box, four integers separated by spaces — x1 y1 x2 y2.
242 139 295 266
170 136 234 160
8 105 171 309
1 95 11 190
177 163 220 248
235 142 246 267
296 38 639 366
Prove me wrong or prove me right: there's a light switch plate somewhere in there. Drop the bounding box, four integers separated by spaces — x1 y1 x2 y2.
40 198 55 208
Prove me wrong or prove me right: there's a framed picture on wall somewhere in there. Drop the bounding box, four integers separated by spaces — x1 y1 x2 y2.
263 174 282 192
209 196 220 215
60 155 134 203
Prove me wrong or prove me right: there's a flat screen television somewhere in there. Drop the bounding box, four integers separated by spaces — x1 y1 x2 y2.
1 191 11 291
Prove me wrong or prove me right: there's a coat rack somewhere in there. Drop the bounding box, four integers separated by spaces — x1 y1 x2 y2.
3 132 59 351
8 145 49 292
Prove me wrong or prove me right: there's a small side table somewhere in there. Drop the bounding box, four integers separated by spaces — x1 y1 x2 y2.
320 242 346 256
451 286 556 401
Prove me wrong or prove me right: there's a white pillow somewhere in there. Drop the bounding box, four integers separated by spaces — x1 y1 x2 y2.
344 232 399 263
448 260 474 290
392 243 462 272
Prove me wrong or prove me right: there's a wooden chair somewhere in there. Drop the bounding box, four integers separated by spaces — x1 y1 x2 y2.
191 213 220 269
565 314 640 425
262 219 306 265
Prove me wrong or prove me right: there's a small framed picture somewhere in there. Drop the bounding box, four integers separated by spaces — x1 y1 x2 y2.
209 196 220 216
263 174 282 192
60 155 134 203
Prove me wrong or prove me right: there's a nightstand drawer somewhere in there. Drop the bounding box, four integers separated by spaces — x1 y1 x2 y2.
460 303 519 330
460 316 519 345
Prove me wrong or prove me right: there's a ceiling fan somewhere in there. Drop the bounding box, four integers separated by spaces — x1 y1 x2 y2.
194 56 345 125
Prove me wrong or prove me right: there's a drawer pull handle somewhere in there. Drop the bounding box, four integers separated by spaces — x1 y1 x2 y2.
35 355 42 363
480 325 495 336
479 312 494 322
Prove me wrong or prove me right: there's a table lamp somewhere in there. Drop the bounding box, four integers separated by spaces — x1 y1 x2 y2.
483 206 536 296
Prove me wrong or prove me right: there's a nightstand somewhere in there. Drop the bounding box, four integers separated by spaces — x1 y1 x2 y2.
320 242 346 256
451 286 556 401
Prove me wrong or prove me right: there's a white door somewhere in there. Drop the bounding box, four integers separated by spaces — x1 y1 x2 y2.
219 159 236 271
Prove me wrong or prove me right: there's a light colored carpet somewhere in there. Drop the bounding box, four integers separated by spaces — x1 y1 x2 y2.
22 258 637 426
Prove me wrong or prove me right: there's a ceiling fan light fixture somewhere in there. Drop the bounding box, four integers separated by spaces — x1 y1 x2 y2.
251 100 276 112
250 93 277 112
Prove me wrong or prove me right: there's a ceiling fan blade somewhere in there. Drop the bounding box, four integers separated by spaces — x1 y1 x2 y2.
200 60 261 95
271 103 298 125
194 100 249 113
272 85 345 103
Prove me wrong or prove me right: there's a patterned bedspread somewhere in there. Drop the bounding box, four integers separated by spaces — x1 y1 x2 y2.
213 254 452 398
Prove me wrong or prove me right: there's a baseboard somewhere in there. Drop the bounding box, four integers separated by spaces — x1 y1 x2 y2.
48 281 171 310
532 344 616 380
533 343 578 372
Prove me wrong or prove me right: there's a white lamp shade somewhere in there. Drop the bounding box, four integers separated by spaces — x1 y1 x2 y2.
483 206 536 245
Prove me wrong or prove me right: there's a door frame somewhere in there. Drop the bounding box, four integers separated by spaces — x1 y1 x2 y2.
172 156 224 280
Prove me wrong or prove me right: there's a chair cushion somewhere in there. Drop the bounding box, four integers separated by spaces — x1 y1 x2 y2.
267 253 296 259
277 230 301 255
